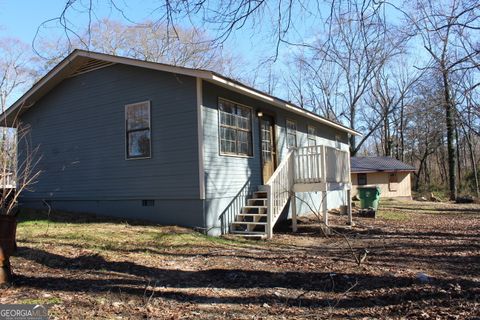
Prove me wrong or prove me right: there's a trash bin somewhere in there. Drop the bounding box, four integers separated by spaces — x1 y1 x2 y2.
358 186 381 211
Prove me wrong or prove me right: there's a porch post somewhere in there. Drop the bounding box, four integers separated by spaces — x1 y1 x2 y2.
346 148 353 226
347 188 353 226
266 185 273 239
291 193 297 232
322 190 328 226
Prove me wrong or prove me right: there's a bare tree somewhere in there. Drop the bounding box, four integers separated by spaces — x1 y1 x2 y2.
37 0 326 62
365 58 423 158
284 1 408 155
35 19 240 78
0 39 34 111
0 37 42 215
407 0 480 200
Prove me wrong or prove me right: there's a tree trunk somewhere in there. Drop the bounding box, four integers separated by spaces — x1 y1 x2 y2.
455 119 462 189
463 126 480 197
399 100 405 161
443 70 457 200
349 110 356 156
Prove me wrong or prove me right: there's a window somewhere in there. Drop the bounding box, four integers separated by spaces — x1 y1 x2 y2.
389 173 398 191
307 125 317 146
218 99 253 156
125 101 151 159
286 119 297 148
357 173 367 185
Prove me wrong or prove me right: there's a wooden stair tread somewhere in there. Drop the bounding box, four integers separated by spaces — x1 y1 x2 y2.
237 213 267 217
231 230 266 235
231 221 267 225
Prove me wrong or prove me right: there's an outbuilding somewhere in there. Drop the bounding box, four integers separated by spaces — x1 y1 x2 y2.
351 156 415 199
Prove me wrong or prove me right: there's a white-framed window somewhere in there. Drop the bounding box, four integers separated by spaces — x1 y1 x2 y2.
286 119 297 148
218 98 253 157
307 125 317 146
125 101 151 159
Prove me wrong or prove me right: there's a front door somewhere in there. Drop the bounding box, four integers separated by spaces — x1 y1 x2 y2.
260 115 276 183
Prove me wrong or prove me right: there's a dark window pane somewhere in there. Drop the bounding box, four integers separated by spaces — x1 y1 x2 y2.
127 103 150 130
358 173 367 185
128 130 151 158
126 102 151 159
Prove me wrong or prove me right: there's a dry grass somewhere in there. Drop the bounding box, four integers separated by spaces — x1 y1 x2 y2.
2 201 479 319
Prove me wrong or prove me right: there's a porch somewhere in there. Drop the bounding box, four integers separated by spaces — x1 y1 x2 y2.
230 144 352 238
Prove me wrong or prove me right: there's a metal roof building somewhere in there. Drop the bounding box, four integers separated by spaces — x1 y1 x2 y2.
351 157 415 173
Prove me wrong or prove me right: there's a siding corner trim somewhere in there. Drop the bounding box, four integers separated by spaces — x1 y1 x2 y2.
197 78 206 200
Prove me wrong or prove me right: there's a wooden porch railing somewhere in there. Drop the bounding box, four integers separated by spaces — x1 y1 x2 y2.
264 150 295 239
0 173 15 188
294 145 350 184
264 145 350 238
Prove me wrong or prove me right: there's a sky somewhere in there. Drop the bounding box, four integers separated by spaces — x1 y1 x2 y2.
0 0 268 65
0 0 336 69
0 0 418 123
0 0 324 105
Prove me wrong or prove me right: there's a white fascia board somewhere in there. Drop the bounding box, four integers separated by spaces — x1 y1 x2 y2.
208 74 361 136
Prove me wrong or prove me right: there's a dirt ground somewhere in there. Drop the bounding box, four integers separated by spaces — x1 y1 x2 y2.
1 199 479 319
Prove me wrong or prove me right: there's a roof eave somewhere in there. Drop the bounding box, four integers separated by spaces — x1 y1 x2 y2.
351 169 416 173
0 49 213 126
207 74 362 136
1 49 361 137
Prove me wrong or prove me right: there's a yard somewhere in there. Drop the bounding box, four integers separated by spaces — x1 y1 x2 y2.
1 199 479 319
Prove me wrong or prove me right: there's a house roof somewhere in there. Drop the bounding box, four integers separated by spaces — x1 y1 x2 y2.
1 49 361 136
351 156 415 173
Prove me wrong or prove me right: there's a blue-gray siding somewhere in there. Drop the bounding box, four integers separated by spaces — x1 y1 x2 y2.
19 64 204 226
18 63 350 232
201 81 349 235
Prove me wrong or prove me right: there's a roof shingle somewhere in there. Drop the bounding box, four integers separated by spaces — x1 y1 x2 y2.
351 156 415 173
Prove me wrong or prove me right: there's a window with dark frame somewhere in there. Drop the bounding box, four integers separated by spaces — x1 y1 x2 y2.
218 99 253 156
286 119 297 148
307 125 317 146
126 101 151 159
357 173 367 185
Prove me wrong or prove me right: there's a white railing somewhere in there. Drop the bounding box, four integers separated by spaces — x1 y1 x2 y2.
264 150 295 239
294 145 324 183
324 146 350 183
294 145 350 184
0 173 15 188
263 145 350 239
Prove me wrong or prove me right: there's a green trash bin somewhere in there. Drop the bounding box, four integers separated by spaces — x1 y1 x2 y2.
358 186 381 211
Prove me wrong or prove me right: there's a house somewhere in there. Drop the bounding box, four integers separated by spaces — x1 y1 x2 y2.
351 157 415 199
2 50 361 238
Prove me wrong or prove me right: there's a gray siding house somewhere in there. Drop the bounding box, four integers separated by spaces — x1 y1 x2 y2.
4 50 360 238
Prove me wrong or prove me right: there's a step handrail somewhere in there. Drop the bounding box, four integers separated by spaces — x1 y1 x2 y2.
264 149 295 239
265 150 295 185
